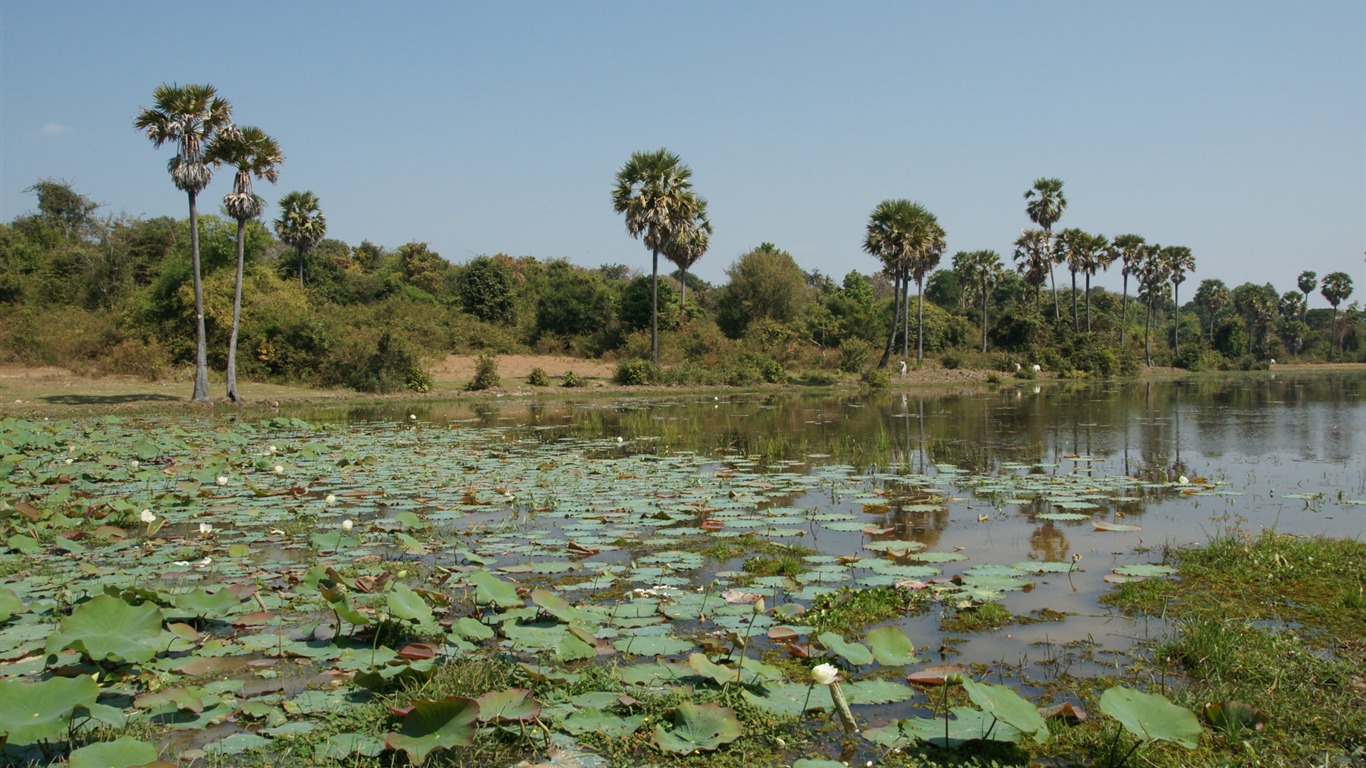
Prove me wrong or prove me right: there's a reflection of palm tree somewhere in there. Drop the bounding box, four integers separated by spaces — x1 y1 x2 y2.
1029 521 1070 563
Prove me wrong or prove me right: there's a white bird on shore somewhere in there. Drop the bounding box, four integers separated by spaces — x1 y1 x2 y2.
1032 364 1042 373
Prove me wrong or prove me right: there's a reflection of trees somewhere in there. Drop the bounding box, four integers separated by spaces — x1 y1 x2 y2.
1029 520 1070 562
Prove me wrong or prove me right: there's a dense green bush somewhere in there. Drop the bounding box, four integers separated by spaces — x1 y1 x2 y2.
561 370 583 388
527 367 550 386
343 332 430 394
614 359 658 386
837 338 872 374
466 353 501 391
861 367 890 390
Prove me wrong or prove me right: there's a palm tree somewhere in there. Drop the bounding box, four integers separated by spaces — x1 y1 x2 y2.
1136 245 1170 366
1012 229 1050 309
1110 234 1146 347
205 126 283 404
661 200 711 319
1193 279 1230 342
1320 271 1354 357
1079 232 1113 333
954 250 1003 352
1297 271 1317 321
864 200 942 365
612 149 702 366
1163 246 1195 351
1055 228 1088 331
1024 178 1066 321
134 83 234 403
274 191 326 288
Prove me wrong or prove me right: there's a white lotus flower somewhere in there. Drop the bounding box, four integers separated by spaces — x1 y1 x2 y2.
341 519 354 532
409 414 417 420
269 445 278 453
812 663 840 686
325 494 336 505
196 556 212 567
1178 475 1190 485
199 523 214 536
215 475 228 487
139 509 156 524
65 458 73 465
131 460 140 469
274 465 284 474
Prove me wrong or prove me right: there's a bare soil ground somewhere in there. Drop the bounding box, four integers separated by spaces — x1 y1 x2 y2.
0 357 1360 418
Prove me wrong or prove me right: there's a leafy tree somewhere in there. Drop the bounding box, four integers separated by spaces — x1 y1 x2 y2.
1321 271 1354 356
395 242 450 298
456 256 517 324
715 243 808 338
1193 279 1230 342
535 260 614 342
1278 291 1308 356
924 269 963 310
612 149 703 366
134 82 234 402
1297 271 1317 321
1024 178 1066 321
864 199 944 365
1012 229 1051 310
274 191 327 287
1110 234 1146 347
953 250 1003 352
205 126 282 403
1232 282 1278 357
619 275 679 333
25 180 99 240
1136 245 1170 365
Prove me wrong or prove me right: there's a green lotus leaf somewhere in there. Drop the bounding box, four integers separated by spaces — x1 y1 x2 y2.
475 688 541 722
68 737 161 768
384 695 480 764
842 679 919 705
1203 700 1270 735
386 582 435 625
1099 686 1202 748
613 633 694 657
47 594 164 664
653 702 742 753
894 706 1026 747
451 616 495 641
315 732 385 760
0 587 24 622
0 675 100 745
172 586 242 618
561 706 645 737
866 626 919 666
354 658 436 690
468 569 524 608
817 632 873 666
962 678 1049 744
205 732 273 755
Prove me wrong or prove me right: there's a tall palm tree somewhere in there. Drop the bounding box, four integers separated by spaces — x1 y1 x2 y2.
1024 178 1066 321
1079 231 1113 333
1136 245 1170 366
1163 246 1195 351
1055 228 1087 331
612 149 702 366
205 126 283 404
954 250 1003 352
1297 271 1317 322
1110 234 1146 347
1193 278 1230 342
1320 271 1354 357
274 191 326 288
1012 229 1050 310
134 83 234 403
661 200 711 319
863 199 942 365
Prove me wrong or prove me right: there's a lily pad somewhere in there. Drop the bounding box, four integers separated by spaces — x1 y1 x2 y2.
653 702 742 753
47 594 165 664
1099 686 1201 749
384 695 480 763
0 675 101 745
68 737 163 768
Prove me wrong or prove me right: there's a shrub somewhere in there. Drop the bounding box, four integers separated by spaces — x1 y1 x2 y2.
939 351 962 370
837 338 872 374
614 359 658 386
861 367 890 390
527 367 550 387
344 332 429 394
562 370 583 388
466 353 501 391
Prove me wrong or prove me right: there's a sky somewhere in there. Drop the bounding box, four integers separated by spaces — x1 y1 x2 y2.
2 2 1363 304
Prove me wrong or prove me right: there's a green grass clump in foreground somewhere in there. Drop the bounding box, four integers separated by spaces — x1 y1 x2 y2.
1096 531 1366 766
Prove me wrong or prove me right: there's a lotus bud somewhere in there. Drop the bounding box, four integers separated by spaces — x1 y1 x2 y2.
812 663 857 732
812 663 840 686
325 494 337 505
140 509 156 524
274 465 284 474
215 475 228 487
199 523 214 536
341 519 354 532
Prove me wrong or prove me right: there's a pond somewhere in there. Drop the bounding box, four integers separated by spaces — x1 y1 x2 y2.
0 371 1361 764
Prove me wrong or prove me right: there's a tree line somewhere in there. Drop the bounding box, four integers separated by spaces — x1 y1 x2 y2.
0 96 1359 397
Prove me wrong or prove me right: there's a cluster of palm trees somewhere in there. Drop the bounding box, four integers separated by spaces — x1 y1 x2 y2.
611 149 711 366
862 200 946 366
135 83 325 403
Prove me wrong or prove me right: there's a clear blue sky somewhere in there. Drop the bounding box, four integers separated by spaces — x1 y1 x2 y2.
2 2 1363 303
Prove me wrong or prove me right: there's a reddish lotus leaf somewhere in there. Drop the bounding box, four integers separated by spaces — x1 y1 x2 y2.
864 525 895 536
701 520 725 532
227 583 258 600
907 664 971 686
1040 702 1089 723
1093 521 1142 532
397 643 439 661
388 704 415 718
57 530 87 540
93 525 128 540
767 627 800 644
14 501 42 520
567 541 600 556
167 622 200 643
230 611 275 627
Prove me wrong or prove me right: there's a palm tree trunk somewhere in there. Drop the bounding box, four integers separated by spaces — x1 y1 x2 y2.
227 218 247 403
901 265 911 359
980 275 989 353
298 248 306 288
1084 273 1092 332
1144 298 1153 366
1049 264 1060 321
1071 268 1079 331
650 248 660 367
1120 273 1130 347
189 190 210 403
679 268 688 321
1172 284 1181 352
879 271 902 369
916 276 926 363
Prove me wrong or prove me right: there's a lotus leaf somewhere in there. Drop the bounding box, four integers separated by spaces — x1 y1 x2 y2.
476 688 542 722
561 706 646 737
386 582 435 625
1099 686 1201 748
1203 700 1270 735
0 587 23 621
68 737 162 768
866 626 919 666
47 594 164 664
384 695 480 763
652 702 742 753
817 632 873 666
172 586 242 617
315 732 385 760
895 706 1026 747
962 678 1049 744
468 569 525 608
0 675 100 745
